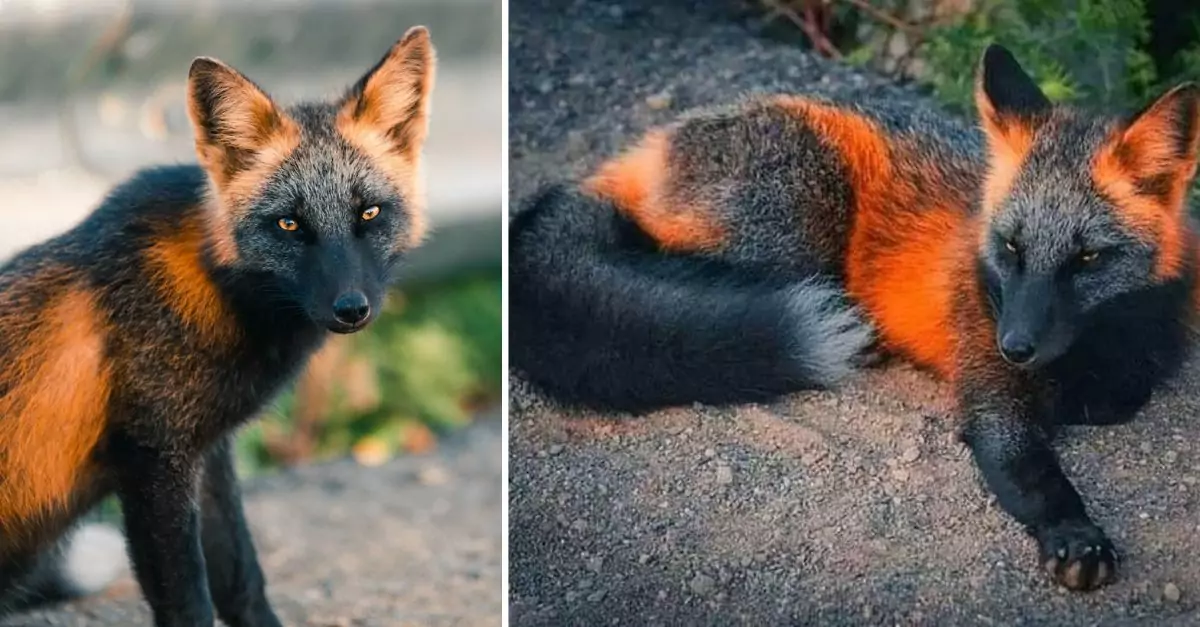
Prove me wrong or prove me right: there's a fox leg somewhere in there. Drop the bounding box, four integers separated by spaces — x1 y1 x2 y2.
956 356 1117 591
199 436 281 627
112 435 214 627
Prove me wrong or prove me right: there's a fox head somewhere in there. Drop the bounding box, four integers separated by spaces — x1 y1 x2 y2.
186 27 435 333
975 44 1200 368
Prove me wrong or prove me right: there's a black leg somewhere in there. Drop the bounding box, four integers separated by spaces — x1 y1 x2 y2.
200 436 282 627
960 400 1117 591
114 440 214 627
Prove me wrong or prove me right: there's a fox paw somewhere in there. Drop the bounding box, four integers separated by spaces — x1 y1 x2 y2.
1036 521 1117 591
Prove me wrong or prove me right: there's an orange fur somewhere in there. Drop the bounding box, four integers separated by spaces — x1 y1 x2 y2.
775 97 969 377
585 131 726 252
145 216 238 345
0 285 111 548
975 86 1038 222
337 26 436 249
1092 86 1200 280
186 58 302 266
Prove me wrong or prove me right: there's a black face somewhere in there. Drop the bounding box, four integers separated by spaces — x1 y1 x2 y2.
231 108 415 333
980 208 1157 370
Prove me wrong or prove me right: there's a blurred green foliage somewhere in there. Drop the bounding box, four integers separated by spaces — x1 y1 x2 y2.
920 0 1163 111
236 270 502 475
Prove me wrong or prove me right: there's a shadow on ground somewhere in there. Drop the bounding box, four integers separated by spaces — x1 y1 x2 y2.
507 1 1200 625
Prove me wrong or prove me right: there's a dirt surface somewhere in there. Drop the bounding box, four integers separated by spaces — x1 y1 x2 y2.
3 418 502 627
507 1 1200 625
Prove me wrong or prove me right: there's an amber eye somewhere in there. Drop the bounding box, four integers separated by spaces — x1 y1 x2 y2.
277 217 299 232
1078 249 1100 264
361 205 381 221
1004 239 1018 254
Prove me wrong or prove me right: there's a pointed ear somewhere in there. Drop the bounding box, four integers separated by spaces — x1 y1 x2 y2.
1107 83 1200 182
338 26 436 157
975 44 1051 154
186 57 298 185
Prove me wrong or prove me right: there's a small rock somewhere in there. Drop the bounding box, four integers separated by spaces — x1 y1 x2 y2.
588 590 607 603
565 590 581 603
638 554 652 565
571 519 588 532
587 556 604 572
646 91 673 110
549 444 565 455
1165 583 1182 603
417 465 450 486
689 573 716 596
716 464 734 485
538 79 554 94
657 590 667 600
900 446 921 464
1140 442 1153 454
704 448 716 459
578 578 593 589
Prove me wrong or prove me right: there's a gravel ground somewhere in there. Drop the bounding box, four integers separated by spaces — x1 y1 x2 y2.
507 1 1200 625
4 418 503 627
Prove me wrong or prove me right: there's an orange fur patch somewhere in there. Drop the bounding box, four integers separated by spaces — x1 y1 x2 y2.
585 130 726 252
145 216 237 345
1092 90 1200 280
337 26 436 250
774 97 969 377
186 57 302 265
975 92 1038 220
0 286 111 546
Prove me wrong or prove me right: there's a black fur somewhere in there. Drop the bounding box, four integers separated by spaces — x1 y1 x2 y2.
509 185 870 412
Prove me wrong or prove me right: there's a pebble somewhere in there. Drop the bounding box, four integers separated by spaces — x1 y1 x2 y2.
900 446 921 464
689 573 716 596
549 444 564 455
638 553 652 565
704 448 716 459
571 519 588 532
646 91 673 110
1165 583 1182 603
716 465 734 485
588 590 607 603
587 556 604 572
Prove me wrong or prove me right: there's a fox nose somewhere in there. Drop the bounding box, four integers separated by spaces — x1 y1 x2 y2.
332 291 371 326
998 332 1036 365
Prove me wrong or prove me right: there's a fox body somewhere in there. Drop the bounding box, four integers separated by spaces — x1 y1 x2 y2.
511 46 1200 590
0 28 435 626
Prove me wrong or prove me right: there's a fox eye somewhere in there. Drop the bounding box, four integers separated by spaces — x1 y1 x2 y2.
1003 239 1019 254
277 217 299 232
1078 249 1100 264
361 205 381 221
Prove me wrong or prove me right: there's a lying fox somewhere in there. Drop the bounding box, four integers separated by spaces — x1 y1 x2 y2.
0 27 435 625
511 45 1200 591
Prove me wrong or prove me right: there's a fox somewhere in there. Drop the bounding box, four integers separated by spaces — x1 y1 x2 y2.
0 27 435 626
510 44 1200 591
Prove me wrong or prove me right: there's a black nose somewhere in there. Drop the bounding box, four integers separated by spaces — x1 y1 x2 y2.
332 291 371 325
998 332 1036 365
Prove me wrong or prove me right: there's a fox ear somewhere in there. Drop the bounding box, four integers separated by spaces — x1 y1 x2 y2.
975 44 1051 155
338 26 436 157
1108 83 1200 182
187 58 296 185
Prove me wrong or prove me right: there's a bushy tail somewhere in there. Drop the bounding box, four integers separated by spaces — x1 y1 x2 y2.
0 523 128 616
509 185 872 412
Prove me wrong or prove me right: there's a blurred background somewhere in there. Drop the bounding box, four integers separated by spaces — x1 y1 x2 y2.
750 0 1199 115
0 0 502 475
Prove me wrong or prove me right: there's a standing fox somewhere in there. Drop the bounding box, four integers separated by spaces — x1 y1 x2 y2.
511 45 1200 591
0 28 434 625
